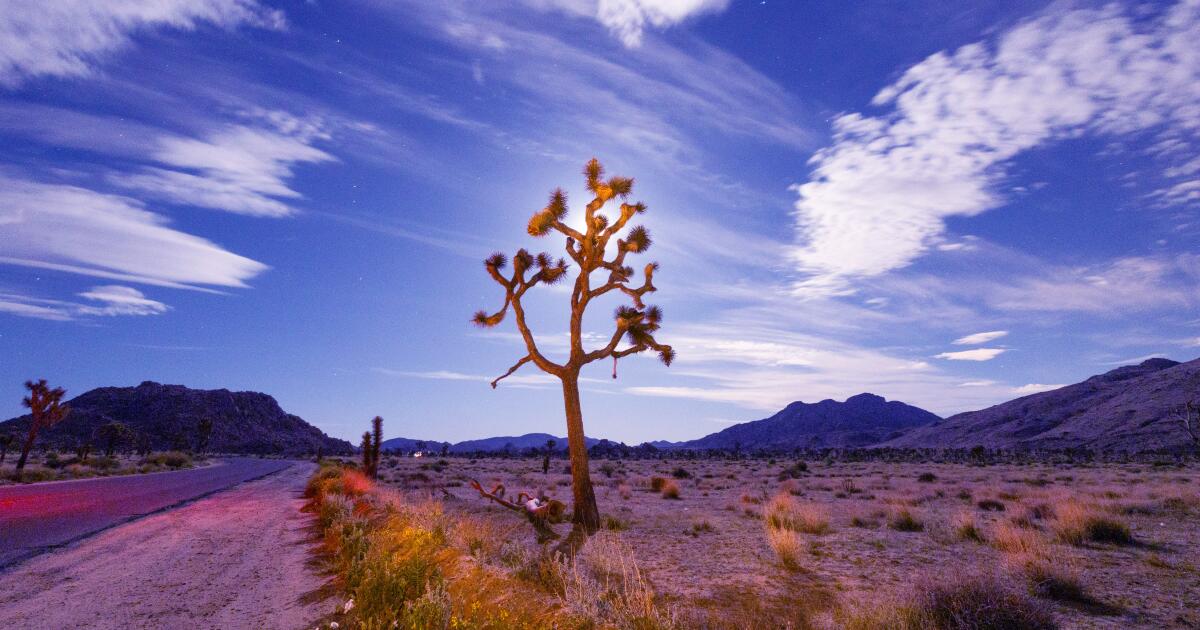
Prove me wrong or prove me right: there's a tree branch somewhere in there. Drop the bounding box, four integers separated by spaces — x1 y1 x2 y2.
492 355 533 388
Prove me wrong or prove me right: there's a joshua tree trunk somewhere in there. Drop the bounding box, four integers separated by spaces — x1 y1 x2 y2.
562 375 599 532
14 428 38 473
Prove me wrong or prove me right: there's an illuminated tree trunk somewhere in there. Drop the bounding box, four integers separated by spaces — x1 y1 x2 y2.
561 374 599 532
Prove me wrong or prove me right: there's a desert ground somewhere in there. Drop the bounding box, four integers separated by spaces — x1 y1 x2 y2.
368 456 1200 629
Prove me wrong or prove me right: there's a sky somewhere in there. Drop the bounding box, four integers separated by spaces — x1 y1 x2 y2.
1 0 1199 444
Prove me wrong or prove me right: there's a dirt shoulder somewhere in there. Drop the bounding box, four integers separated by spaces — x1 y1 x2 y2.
0 461 329 629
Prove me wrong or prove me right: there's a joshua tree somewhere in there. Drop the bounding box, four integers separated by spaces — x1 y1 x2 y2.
473 158 673 545
15 380 70 473
195 418 213 456
361 431 374 475
95 421 132 458
75 441 92 462
0 433 13 463
542 439 556 475
371 416 383 478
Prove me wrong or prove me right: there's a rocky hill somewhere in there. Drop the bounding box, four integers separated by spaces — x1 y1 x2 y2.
883 358 1200 452
670 393 941 450
0 381 353 456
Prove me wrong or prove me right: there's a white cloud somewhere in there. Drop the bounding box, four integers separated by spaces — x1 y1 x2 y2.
0 0 284 87
1013 383 1064 395
953 330 1008 345
595 0 729 47
115 124 334 217
76 285 169 316
623 322 1016 415
985 256 1190 312
935 348 1005 362
0 285 168 320
0 176 267 289
790 1 1200 294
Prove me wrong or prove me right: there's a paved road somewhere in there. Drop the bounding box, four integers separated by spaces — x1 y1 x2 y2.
0 462 326 629
0 458 293 569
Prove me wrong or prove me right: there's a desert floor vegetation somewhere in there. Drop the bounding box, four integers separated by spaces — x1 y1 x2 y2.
326 457 1200 629
0 450 205 484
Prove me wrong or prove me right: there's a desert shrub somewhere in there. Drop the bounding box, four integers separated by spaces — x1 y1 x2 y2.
887 508 924 532
951 511 984 542
977 499 1006 512
12 468 57 483
141 451 192 468
671 467 691 479
661 479 681 499
777 461 808 480
1053 502 1132 546
837 569 1057 630
764 494 830 534
691 520 714 534
650 476 667 492
603 516 629 531
1017 555 1087 603
767 526 802 570
618 483 632 500
851 514 880 529
917 472 937 483
558 533 674 629
87 456 120 470
598 462 616 478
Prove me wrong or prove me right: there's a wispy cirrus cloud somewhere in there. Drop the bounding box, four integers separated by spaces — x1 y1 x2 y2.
0 285 168 321
0 176 267 289
935 348 1005 362
790 1 1200 294
114 124 335 217
953 330 1007 345
0 0 283 87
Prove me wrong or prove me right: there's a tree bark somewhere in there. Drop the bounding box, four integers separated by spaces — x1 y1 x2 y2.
561 374 599 534
15 421 38 473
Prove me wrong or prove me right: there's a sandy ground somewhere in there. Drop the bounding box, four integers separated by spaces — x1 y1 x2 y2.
382 457 1200 629
0 461 329 629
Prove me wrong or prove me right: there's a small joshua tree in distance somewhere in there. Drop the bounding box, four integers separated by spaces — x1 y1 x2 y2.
370 416 383 479
15 379 70 473
474 158 673 546
0 432 13 463
543 438 556 475
360 431 374 475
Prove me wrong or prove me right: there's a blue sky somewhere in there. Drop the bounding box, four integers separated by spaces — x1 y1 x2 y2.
1 0 1198 444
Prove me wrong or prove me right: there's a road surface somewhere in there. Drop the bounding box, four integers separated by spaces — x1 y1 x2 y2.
0 457 292 568
0 461 327 629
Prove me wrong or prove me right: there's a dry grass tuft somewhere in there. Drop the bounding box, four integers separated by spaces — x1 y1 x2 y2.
951 511 984 542
764 493 831 534
836 569 1057 630
992 521 1048 555
766 526 803 571
1053 501 1133 546
661 479 681 499
887 508 924 532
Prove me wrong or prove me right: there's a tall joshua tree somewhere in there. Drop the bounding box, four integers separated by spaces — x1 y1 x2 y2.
370 416 383 478
474 158 673 540
360 431 374 475
15 380 70 473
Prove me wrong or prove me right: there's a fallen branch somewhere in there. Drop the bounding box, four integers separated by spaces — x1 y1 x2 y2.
469 479 566 543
